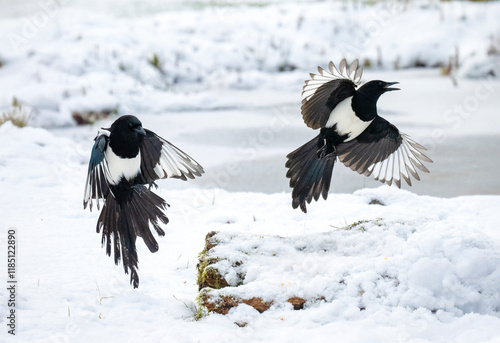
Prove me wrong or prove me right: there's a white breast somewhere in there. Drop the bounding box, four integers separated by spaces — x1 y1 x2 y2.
325 96 372 142
105 147 141 185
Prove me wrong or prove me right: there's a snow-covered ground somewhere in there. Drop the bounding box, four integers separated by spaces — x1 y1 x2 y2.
1 120 500 342
1 0 500 342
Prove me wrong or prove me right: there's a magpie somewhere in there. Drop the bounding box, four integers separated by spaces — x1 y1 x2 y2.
83 115 204 288
286 59 432 213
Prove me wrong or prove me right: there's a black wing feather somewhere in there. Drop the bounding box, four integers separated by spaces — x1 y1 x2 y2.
337 117 402 171
337 117 432 187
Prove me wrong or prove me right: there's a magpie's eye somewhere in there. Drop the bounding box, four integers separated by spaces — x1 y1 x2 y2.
378 81 383 86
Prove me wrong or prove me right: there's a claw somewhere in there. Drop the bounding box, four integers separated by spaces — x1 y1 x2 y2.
317 143 338 158
317 146 327 158
317 144 337 158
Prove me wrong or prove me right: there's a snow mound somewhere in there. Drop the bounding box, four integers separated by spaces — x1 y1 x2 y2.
1 122 500 342
199 217 500 317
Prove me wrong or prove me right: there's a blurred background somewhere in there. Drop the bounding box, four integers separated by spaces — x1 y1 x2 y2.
1 0 499 197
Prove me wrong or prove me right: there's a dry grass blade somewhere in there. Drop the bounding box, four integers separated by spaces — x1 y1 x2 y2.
0 97 32 127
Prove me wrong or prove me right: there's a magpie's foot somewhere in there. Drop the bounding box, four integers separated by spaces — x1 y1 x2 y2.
316 145 327 158
148 182 159 190
316 145 336 158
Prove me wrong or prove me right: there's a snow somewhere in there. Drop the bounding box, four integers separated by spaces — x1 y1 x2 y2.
1 121 500 342
203 215 500 317
1 1 500 342
0 1 499 126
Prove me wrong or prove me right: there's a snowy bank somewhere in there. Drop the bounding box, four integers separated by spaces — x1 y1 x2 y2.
198 216 500 318
0 1 499 126
1 122 500 342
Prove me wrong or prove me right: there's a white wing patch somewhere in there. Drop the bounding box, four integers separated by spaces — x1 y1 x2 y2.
83 160 111 211
155 138 204 180
365 134 432 188
325 96 372 142
83 130 111 211
302 59 363 102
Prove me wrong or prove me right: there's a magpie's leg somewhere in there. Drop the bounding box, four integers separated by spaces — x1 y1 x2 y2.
317 143 336 158
316 128 339 158
148 181 158 190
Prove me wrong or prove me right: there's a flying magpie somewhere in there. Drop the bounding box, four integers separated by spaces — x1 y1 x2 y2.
83 115 204 288
286 59 432 213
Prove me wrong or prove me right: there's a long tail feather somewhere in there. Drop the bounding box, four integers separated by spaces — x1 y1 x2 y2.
286 135 336 213
96 184 169 288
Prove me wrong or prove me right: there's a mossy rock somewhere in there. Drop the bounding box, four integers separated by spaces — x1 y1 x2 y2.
196 231 318 315
196 231 229 291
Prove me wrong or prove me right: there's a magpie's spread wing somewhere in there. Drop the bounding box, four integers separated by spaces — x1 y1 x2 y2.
84 132 111 211
301 59 363 129
140 129 204 183
336 117 432 188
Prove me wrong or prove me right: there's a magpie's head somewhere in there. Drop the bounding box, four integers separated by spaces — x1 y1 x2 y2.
107 115 147 140
357 80 400 101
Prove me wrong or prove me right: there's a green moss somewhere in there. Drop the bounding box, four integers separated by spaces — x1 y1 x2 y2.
201 265 226 289
196 231 229 290
341 218 383 232
194 290 209 321
196 232 214 287
148 53 161 70
196 252 211 289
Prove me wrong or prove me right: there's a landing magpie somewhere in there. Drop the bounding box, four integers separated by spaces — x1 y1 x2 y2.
84 115 204 288
286 59 432 213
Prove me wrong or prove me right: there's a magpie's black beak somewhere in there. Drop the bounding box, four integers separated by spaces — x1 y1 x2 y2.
135 126 147 136
383 82 400 92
